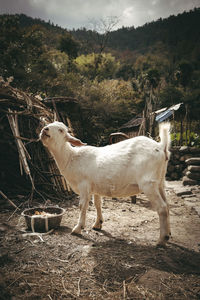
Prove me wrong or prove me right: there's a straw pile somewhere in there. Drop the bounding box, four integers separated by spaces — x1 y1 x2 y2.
0 77 73 203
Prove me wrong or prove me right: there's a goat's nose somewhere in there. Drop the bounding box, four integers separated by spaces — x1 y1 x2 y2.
44 127 49 131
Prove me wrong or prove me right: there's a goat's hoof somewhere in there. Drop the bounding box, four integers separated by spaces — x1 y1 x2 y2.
92 227 102 231
92 221 103 231
164 235 170 241
156 235 170 248
92 223 102 231
71 225 82 235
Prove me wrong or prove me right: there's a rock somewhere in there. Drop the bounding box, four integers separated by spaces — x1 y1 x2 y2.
181 194 197 199
180 146 189 153
185 158 200 165
186 171 200 181
174 187 192 196
182 176 198 186
189 147 200 154
188 165 200 172
182 168 187 175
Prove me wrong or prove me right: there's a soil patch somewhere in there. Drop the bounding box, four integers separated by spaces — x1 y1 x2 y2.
0 181 200 299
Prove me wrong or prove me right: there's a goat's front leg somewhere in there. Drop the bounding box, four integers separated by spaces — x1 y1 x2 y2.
92 195 103 231
72 192 90 235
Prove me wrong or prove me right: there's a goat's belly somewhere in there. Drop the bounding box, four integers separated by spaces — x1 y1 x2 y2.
93 183 140 197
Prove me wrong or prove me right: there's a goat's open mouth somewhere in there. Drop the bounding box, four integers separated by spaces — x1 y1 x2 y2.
43 132 50 138
40 131 50 139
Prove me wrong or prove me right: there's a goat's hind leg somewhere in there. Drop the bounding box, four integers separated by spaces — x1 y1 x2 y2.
142 182 171 246
159 184 171 239
92 195 104 231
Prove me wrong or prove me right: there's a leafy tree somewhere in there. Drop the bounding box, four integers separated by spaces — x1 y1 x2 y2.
0 10 199 144
75 78 137 144
58 33 79 58
28 51 58 94
116 64 135 80
159 85 183 106
75 53 119 80
0 15 25 83
0 16 45 89
28 49 81 96
47 49 69 73
146 69 161 89
175 60 193 89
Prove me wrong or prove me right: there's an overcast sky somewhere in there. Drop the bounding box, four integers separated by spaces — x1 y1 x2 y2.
0 0 200 30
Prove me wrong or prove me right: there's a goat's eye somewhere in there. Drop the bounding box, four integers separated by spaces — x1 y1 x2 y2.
59 128 63 133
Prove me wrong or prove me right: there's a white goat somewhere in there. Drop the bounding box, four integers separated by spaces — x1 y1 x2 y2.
40 121 171 246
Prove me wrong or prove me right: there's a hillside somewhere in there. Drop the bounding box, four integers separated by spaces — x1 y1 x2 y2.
0 9 199 145
72 8 200 59
109 8 200 52
1 8 200 58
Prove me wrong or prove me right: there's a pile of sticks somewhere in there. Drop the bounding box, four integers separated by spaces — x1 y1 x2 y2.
0 77 72 203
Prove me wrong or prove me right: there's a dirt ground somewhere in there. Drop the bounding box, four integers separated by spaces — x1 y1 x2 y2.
0 181 200 300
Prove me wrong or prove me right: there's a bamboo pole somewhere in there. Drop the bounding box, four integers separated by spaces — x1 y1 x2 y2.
13 135 39 143
185 104 188 145
7 110 35 189
52 100 60 121
0 190 19 210
180 120 183 146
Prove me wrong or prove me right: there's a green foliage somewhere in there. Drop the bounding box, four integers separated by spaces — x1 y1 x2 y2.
0 15 26 82
146 69 160 89
116 64 135 80
171 131 200 147
28 49 82 96
106 8 200 61
58 33 79 58
159 85 183 106
0 16 45 88
74 78 137 144
75 53 119 80
175 60 193 88
47 49 69 73
0 10 199 145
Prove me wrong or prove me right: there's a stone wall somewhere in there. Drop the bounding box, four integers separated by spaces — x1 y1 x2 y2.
167 146 200 185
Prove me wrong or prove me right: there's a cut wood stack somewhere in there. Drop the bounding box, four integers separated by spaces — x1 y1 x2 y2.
183 157 200 186
166 147 189 180
167 146 200 181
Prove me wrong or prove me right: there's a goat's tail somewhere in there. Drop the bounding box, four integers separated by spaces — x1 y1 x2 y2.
159 122 171 161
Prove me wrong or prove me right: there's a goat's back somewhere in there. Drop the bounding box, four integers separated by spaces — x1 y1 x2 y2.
70 135 166 195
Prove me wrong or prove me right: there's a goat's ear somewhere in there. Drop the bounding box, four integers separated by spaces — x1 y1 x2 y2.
66 134 87 147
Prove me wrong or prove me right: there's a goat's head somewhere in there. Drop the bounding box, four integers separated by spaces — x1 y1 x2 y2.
39 121 86 148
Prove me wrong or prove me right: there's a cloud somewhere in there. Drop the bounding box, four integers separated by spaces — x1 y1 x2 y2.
0 0 199 30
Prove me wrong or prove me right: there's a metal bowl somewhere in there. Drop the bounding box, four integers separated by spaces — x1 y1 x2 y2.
22 206 65 232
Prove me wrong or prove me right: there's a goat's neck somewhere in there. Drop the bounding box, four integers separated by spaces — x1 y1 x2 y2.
49 142 74 173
